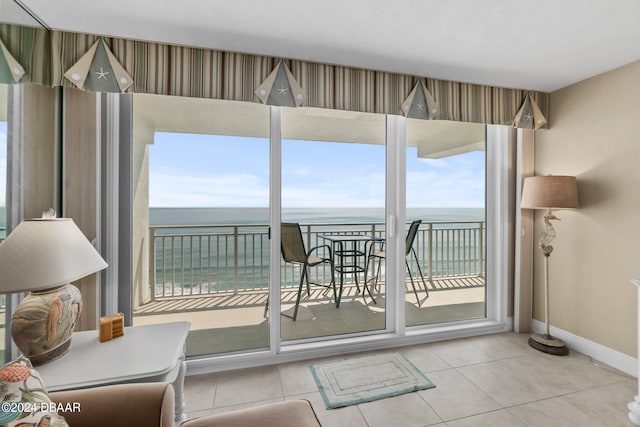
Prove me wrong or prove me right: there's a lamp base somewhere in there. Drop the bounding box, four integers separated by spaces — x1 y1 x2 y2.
27 337 72 366
529 333 569 356
11 284 82 366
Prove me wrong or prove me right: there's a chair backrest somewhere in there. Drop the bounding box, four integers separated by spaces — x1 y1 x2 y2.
405 220 422 256
281 223 308 264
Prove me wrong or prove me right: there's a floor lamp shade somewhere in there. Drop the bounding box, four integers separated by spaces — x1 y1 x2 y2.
0 218 108 365
521 175 578 210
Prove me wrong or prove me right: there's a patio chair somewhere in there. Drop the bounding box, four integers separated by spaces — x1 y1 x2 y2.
265 222 336 321
365 220 429 306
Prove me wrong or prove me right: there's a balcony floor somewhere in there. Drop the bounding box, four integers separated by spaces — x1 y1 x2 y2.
133 275 485 357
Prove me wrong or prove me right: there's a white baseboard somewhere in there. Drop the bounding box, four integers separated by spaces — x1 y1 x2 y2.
532 319 637 378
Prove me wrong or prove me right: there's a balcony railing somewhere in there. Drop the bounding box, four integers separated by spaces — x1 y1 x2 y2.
148 221 485 300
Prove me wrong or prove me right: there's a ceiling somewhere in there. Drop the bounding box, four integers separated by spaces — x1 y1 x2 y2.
4 0 640 93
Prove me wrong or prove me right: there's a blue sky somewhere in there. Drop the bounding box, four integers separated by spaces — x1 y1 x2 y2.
149 132 485 208
0 124 485 211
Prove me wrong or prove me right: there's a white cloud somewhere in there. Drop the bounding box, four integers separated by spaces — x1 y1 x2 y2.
407 167 485 207
282 165 312 176
282 187 384 208
416 158 450 168
282 168 386 207
150 162 483 209
148 136 484 209
150 172 269 207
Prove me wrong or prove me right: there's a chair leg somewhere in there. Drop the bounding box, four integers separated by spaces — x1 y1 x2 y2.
264 294 269 317
336 263 344 309
281 267 306 321
361 256 375 305
293 268 308 321
374 256 383 292
364 255 378 289
362 254 378 305
406 259 421 306
330 259 338 305
302 265 311 296
411 248 429 298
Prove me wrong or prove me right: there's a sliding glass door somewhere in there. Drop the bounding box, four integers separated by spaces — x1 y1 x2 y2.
131 94 272 357
280 107 387 341
405 119 487 327
128 93 499 359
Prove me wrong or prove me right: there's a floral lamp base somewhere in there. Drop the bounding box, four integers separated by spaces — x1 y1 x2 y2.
11 284 82 366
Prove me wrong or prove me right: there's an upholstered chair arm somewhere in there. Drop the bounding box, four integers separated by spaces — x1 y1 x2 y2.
49 382 175 427
182 399 321 427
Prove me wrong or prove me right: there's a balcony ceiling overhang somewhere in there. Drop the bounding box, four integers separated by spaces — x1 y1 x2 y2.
135 94 484 159
4 0 640 93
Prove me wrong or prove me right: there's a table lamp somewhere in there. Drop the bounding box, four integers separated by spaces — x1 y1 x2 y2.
521 175 578 355
0 211 108 365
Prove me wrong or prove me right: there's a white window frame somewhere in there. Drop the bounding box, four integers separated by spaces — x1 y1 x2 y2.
107 98 512 374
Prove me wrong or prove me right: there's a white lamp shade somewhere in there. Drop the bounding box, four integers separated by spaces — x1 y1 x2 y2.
521 175 578 210
0 218 108 293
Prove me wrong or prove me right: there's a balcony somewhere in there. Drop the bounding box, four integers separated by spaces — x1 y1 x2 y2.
133 220 486 355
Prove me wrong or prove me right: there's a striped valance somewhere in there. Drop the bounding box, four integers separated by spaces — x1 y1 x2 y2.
0 24 51 86
5 23 550 126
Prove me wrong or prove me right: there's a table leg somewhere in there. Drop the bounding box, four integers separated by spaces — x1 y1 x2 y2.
173 354 187 426
335 241 344 308
352 242 361 293
362 240 377 304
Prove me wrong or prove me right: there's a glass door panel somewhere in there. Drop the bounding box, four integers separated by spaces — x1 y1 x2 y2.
405 119 487 327
131 94 271 356
280 107 386 341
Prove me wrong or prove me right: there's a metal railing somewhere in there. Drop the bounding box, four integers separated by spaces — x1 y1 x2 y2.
148 221 485 300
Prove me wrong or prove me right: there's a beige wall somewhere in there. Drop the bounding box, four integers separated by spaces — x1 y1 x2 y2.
534 60 640 357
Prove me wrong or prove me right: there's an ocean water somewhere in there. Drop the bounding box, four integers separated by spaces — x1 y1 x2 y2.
150 207 485 226
0 206 483 229
148 207 485 296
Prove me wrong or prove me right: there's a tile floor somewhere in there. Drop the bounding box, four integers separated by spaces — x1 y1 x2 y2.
183 332 636 426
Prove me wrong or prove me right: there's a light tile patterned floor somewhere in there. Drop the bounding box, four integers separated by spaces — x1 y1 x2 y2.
183 332 636 426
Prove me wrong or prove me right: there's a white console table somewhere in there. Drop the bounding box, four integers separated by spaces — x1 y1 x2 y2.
37 321 190 426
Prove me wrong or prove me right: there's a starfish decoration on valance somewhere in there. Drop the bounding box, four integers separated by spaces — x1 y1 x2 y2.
64 39 133 93
255 61 307 107
401 80 440 120
512 93 547 129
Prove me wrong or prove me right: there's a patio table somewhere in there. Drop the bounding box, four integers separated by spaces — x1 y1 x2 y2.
319 234 384 307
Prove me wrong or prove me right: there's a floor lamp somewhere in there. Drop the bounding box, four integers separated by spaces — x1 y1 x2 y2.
521 175 578 355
